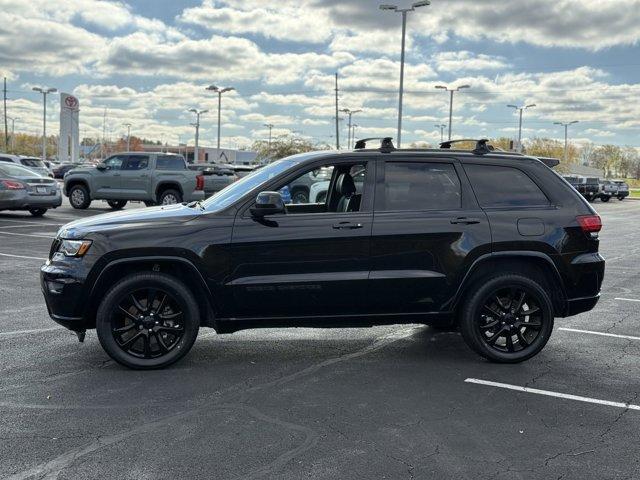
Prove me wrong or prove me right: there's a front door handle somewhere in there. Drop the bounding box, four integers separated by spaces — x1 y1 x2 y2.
333 222 363 230
450 217 481 225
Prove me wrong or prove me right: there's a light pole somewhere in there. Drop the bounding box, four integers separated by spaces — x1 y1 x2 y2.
435 85 470 141
435 123 446 143
507 103 536 152
340 108 362 149
206 85 235 153
352 124 359 145
122 123 132 151
32 86 57 161
263 123 274 154
554 120 579 163
189 109 208 163
7 116 18 152
380 1 430 148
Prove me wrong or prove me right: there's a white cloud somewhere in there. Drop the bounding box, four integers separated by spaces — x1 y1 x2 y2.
434 51 508 72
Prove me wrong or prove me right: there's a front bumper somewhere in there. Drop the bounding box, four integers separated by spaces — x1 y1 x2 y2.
40 258 91 331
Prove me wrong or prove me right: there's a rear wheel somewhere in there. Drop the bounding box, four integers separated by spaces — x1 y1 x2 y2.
600 196 610 202
618 196 625 201
459 274 554 363
158 189 182 205
28 208 47 217
69 184 91 209
292 189 309 204
107 200 128 210
96 273 200 369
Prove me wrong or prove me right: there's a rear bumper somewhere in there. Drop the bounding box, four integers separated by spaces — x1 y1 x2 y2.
0 190 62 210
563 252 605 317
618 191 629 198
185 190 205 202
566 294 600 316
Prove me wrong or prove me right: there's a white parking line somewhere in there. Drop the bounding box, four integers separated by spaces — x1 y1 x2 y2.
615 297 640 303
559 327 640 341
0 231 55 239
0 327 63 337
0 252 47 260
465 378 640 411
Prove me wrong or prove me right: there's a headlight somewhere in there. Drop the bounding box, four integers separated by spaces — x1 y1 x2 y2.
58 239 92 257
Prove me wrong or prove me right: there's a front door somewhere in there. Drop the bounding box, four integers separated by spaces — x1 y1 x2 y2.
369 158 491 314
229 159 374 318
96 155 125 198
119 155 151 200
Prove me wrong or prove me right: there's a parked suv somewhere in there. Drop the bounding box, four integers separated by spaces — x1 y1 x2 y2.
0 153 53 178
598 180 618 202
41 139 604 369
576 177 600 201
63 152 205 209
612 180 629 200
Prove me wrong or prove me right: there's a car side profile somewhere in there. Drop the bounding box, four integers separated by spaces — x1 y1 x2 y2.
41 139 604 369
64 152 205 210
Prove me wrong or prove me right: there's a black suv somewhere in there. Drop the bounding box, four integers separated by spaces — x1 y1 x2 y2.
41 139 604 369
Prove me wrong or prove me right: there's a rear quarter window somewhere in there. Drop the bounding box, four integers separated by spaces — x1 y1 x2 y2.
156 155 187 170
464 164 550 208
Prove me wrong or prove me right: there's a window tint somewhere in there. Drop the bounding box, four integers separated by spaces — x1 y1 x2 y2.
104 156 125 170
156 155 186 170
20 158 45 168
465 164 549 207
280 166 335 205
379 162 461 212
123 156 149 170
0 158 12 162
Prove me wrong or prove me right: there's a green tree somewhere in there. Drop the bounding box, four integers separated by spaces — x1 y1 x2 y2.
251 135 330 163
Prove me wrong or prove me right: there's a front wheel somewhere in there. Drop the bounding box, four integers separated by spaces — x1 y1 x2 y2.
459 274 554 363
618 196 625 201
29 208 47 217
96 273 200 369
68 184 91 209
600 196 610 203
107 200 128 210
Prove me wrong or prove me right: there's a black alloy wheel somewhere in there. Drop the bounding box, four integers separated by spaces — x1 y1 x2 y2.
96 273 200 369
459 274 554 363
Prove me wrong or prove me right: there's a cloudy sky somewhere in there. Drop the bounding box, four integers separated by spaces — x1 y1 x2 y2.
1 0 640 150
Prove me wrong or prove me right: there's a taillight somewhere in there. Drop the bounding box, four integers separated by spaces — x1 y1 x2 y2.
577 215 602 234
195 174 204 191
1 180 25 190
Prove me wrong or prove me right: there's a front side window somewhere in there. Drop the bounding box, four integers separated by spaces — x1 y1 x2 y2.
156 155 186 170
465 164 549 208
104 156 125 170
123 156 149 170
378 162 461 212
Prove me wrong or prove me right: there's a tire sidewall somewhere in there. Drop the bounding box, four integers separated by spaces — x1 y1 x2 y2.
96 273 200 369
459 275 554 363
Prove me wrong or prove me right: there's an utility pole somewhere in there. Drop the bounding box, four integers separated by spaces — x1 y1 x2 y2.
206 85 235 153
32 86 57 161
340 108 362 149
123 123 132 151
7 116 17 152
435 124 446 143
335 73 340 150
380 1 430 148
263 123 274 155
507 104 536 152
101 108 107 159
435 85 470 141
554 120 579 163
3 77 8 151
189 109 208 163
352 124 358 145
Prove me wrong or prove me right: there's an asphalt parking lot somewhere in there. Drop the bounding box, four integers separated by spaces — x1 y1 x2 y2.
1 198 639 479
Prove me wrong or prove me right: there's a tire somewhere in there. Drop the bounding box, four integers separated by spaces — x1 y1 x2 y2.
618 196 625 201
68 184 91 209
600 196 610 203
29 208 47 217
96 272 200 370
107 200 128 210
292 189 309 204
144 201 156 207
158 189 182 206
459 274 554 363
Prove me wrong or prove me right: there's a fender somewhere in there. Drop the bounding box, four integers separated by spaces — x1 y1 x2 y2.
449 251 568 314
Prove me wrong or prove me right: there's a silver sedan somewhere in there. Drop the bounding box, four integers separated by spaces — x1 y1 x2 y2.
0 163 62 216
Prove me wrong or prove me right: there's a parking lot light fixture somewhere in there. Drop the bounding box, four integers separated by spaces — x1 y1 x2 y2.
122 123 132 151
507 103 536 153
263 123 274 154
206 85 235 154
554 120 579 163
189 109 208 163
340 108 362 149
435 85 470 141
32 86 57 161
380 1 430 148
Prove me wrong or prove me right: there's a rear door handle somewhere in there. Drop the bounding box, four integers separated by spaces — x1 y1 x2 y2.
333 222 363 230
450 217 481 225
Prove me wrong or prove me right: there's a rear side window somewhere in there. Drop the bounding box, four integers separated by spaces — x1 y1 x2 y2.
156 155 186 170
378 162 461 212
465 164 549 207
20 158 45 168
123 156 149 170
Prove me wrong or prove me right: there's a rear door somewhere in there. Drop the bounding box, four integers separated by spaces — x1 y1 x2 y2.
120 155 151 200
368 157 491 314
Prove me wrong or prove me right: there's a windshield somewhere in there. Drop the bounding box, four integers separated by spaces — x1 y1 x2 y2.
20 158 46 168
202 158 299 212
0 163 45 178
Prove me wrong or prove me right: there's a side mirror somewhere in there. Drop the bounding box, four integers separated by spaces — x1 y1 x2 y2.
250 191 286 217
96 163 108 171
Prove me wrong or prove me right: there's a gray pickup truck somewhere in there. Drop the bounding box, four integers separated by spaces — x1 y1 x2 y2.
64 152 205 210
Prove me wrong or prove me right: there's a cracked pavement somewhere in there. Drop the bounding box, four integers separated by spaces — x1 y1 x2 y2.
0 198 639 479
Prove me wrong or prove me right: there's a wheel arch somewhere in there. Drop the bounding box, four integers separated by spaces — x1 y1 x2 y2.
451 252 568 318
65 178 91 196
85 256 217 330
155 182 183 201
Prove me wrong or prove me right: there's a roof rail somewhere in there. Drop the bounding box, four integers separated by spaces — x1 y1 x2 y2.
354 137 395 153
439 138 495 155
